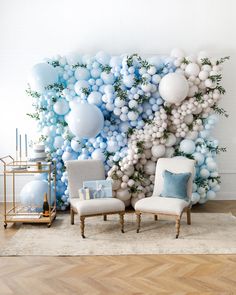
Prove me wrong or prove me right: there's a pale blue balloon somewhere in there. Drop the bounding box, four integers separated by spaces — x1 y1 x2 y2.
67 103 104 138
101 72 115 84
74 80 90 95
29 63 58 93
180 139 196 154
20 180 54 208
87 91 102 106
95 51 111 65
75 67 90 81
54 136 64 149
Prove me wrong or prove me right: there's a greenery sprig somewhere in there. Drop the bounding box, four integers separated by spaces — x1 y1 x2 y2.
174 149 195 160
25 85 41 98
45 83 64 94
212 104 229 117
216 56 230 65
136 141 144 154
101 65 112 73
26 112 40 120
201 58 211 66
72 63 87 69
48 60 60 67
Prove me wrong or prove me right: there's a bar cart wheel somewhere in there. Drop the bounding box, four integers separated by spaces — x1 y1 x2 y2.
47 223 51 228
4 223 7 229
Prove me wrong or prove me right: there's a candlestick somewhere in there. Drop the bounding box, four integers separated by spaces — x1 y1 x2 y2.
16 128 18 161
19 134 22 162
25 134 28 158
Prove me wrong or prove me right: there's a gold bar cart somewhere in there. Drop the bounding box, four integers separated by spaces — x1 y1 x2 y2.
0 155 56 228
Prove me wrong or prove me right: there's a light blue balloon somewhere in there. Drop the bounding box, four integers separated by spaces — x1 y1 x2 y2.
95 51 111 65
180 139 196 154
54 136 64 149
75 67 90 81
87 91 102 106
20 180 54 208
67 103 104 138
29 63 58 93
74 80 90 95
101 72 115 84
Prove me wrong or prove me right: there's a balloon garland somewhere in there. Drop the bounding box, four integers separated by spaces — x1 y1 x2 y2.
26 49 229 209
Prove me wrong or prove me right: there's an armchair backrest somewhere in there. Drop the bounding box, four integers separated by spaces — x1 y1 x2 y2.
66 159 105 199
153 157 195 200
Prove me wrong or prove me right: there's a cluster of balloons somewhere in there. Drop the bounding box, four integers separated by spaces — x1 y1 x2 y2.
27 49 228 209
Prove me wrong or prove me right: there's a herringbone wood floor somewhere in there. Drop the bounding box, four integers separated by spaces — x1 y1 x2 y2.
0 201 236 295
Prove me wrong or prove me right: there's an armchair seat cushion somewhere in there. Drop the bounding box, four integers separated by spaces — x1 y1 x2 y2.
70 198 125 216
135 196 190 216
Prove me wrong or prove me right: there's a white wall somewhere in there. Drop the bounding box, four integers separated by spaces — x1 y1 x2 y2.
0 0 235 200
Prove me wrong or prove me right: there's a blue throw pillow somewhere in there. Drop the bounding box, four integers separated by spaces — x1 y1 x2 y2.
160 170 191 200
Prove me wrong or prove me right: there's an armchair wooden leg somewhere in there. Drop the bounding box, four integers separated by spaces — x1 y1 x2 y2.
154 214 158 221
136 212 141 233
119 213 125 233
187 208 191 225
175 217 180 239
70 208 74 225
80 216 85 238
103 215 107 221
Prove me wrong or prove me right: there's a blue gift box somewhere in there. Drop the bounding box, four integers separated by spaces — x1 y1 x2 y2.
83 180 113 199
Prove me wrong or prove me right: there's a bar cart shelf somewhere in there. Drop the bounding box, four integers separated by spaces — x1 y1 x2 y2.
0 155 56 228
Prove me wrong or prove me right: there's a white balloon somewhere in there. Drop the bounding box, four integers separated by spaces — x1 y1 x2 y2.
159 73 189 104
116 188 131 202
67 103 104 138
185 63 200 77
112 179 121 190
66 52 83 65
151 145 166 158
165 134 176 147
144 160 156 175
184 114 194 125
170 48 185 58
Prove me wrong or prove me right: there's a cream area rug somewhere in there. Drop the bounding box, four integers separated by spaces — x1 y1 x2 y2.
1 213 236 256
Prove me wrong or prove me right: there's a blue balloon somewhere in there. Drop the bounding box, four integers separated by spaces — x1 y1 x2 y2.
20 180 55 209
29 63 58 93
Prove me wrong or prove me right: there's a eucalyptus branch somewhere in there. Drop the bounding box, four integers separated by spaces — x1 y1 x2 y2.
48 60 60 67
174 149 194 160
201 58 211 66
25 85 41 98
216 56 230 65
212 104 229 117
101 65 112 73
26 112 40 120
182 58 190 65
209 74 222 83
72 63 87 69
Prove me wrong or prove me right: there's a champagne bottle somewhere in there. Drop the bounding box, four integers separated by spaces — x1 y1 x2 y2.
43 193 49 217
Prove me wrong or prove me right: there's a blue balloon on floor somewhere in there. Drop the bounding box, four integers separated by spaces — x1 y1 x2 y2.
20 180 55 209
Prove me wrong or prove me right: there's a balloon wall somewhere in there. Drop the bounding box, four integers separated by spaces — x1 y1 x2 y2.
27 49 229 209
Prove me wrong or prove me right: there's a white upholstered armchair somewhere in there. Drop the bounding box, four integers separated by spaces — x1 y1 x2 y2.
66 159 125 238
135 157 195 238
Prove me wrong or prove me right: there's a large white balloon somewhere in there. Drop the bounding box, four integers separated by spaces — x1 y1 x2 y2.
67 103 104 138
29 63 58 93
159 73 189 104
